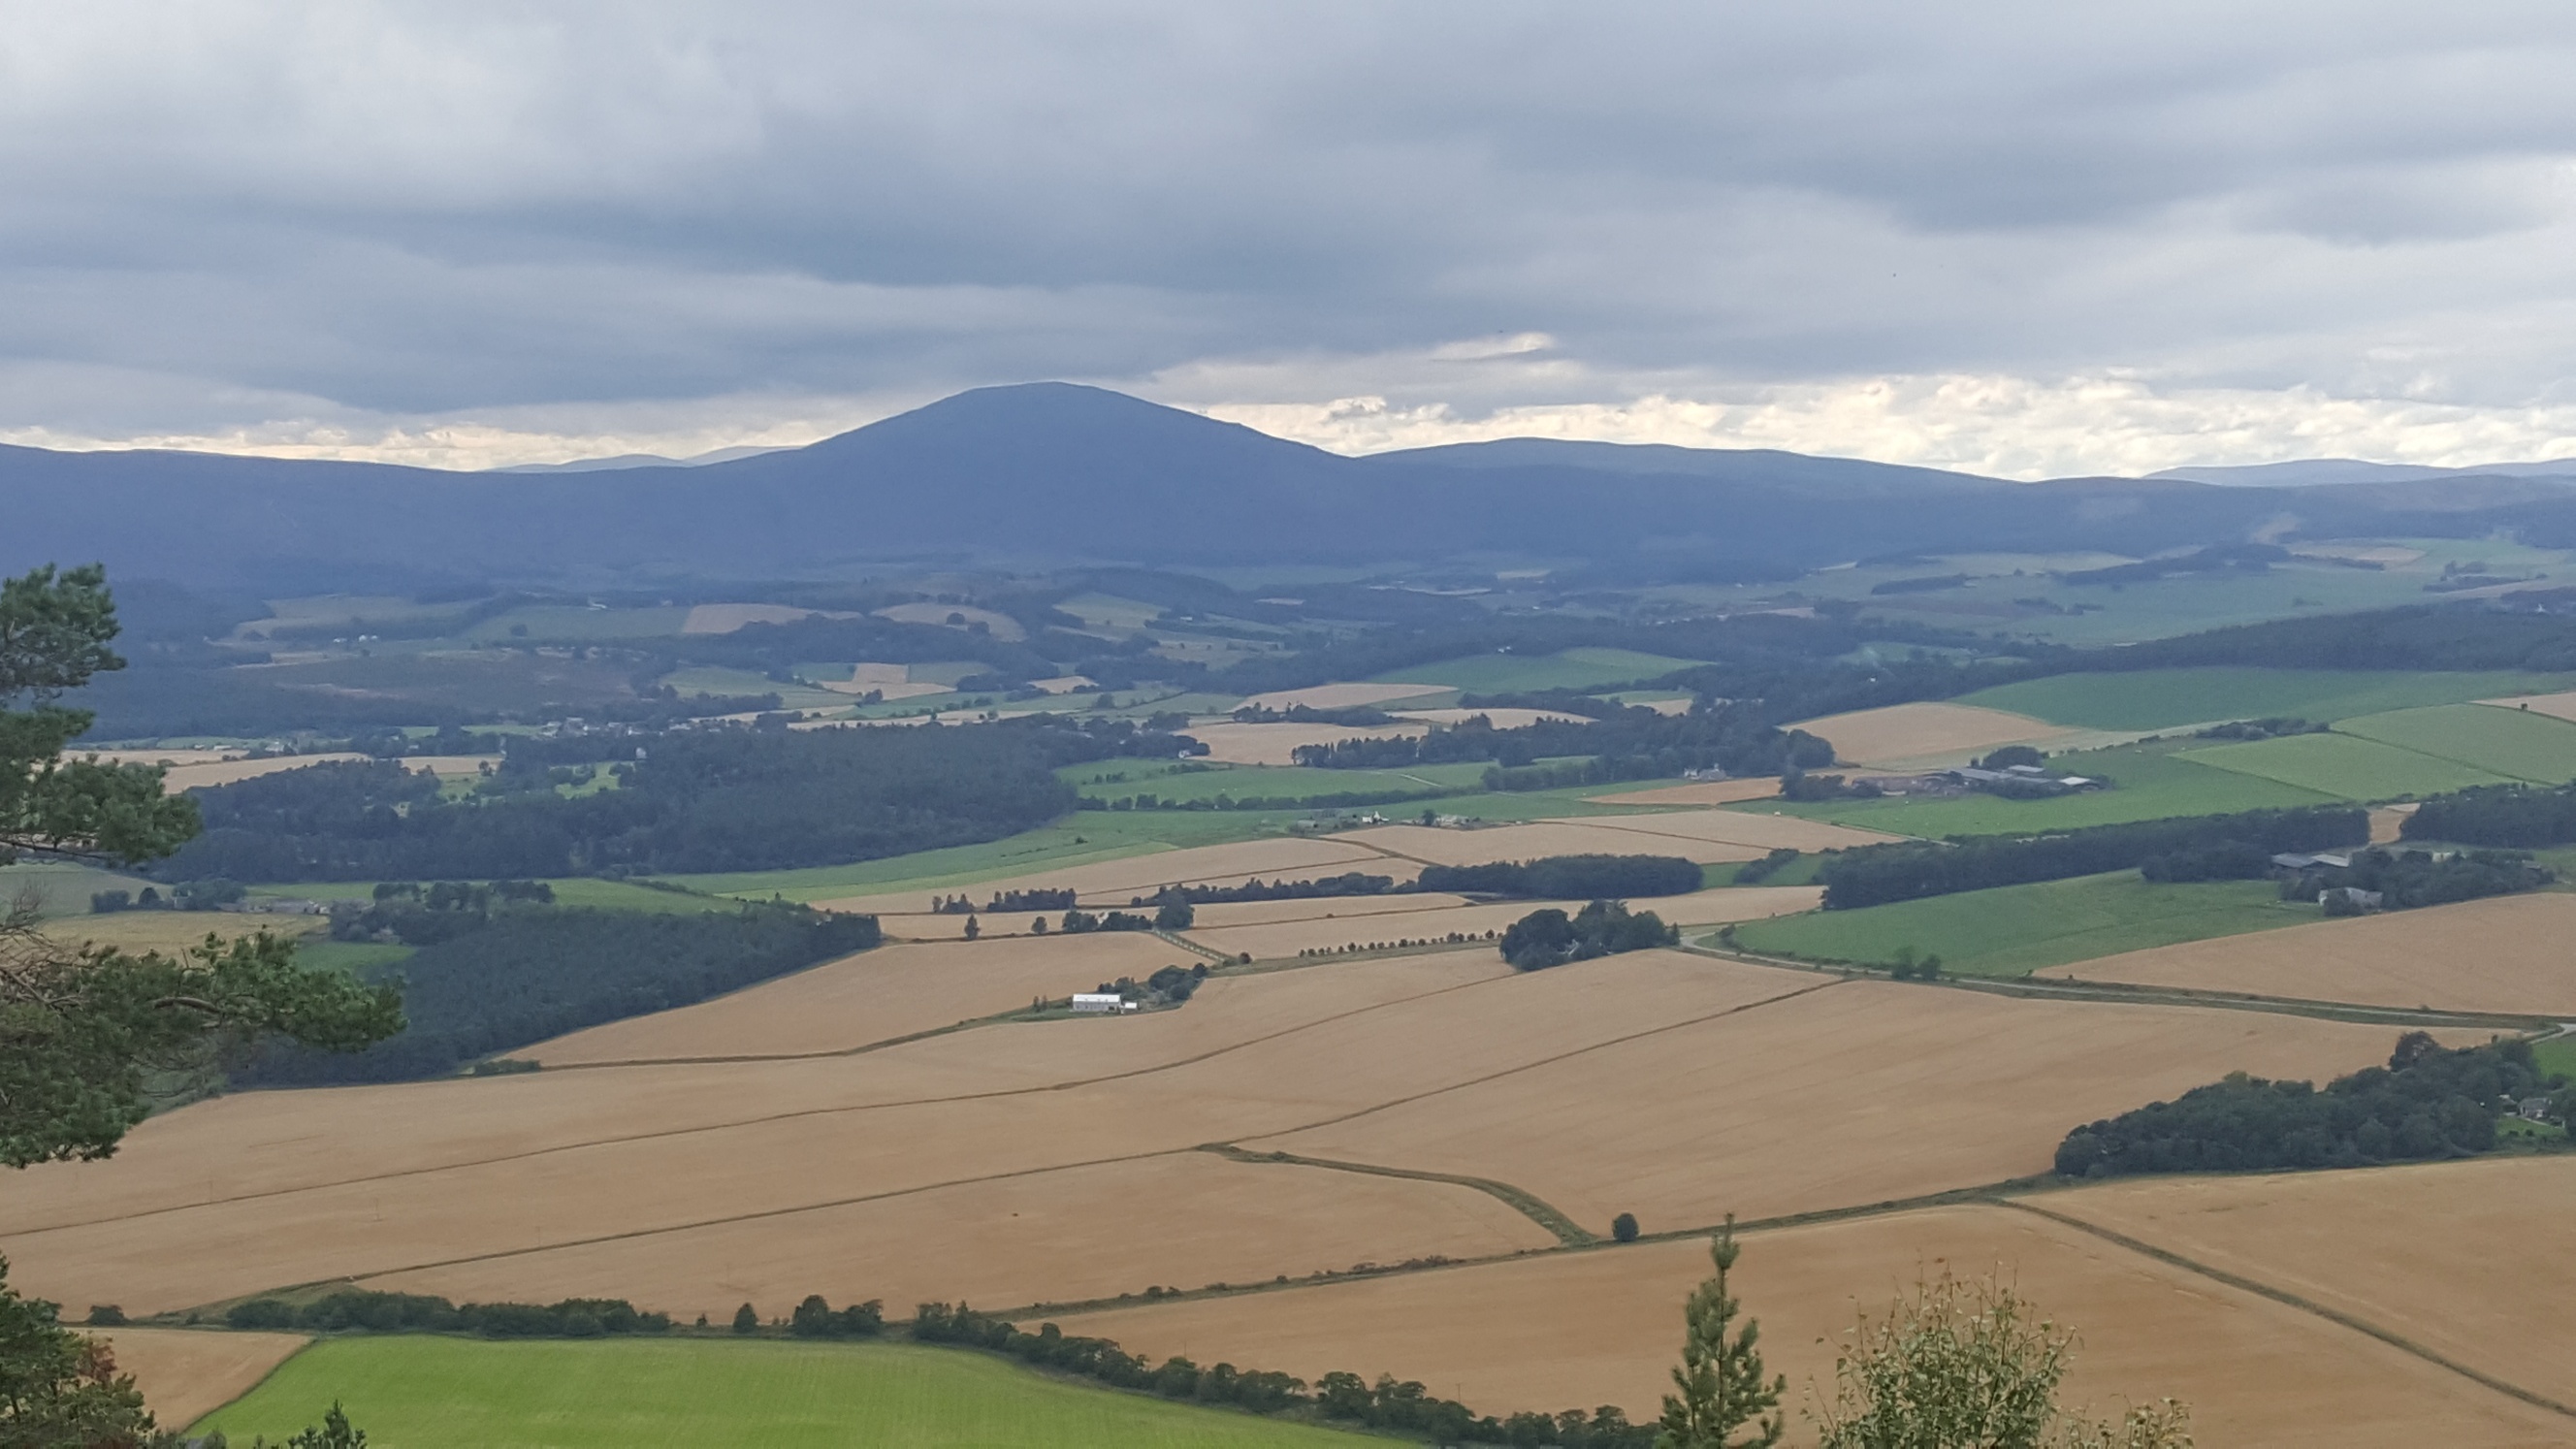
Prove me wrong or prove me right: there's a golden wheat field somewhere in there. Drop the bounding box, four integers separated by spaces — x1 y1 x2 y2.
526 932 1195 1065
358 1149 1558 1322
2484 689 2576 724
1560 809 1902 853
158 754 365 791
1590 778 1785 806
1254 979 2462 1230
1050 1203 2570 1445
40 912 322 956
2044 1155 2576 1407
816 835 1408 917
1339 821 1769 865
2036 891 2576 1015
1185 886 1820 961
1236 682 1447 711
1790 701 2082 768
94 1328 310 1429
1180 721 1429 765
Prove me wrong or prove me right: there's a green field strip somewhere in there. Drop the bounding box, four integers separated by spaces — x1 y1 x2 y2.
1200 1143 1596 1246
1371 646 1706 693
1761 741 2336 837
1726 874 2311 979
1963 667 2576 731
2177 730 2518 801
2000 1199 2576 1425
196 1336 1379 1447
2334 703 2576 785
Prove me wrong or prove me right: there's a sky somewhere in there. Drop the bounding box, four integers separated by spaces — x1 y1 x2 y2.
5 2 2576 477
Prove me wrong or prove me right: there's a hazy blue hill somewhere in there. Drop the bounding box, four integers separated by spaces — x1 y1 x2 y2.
7 381 2576 589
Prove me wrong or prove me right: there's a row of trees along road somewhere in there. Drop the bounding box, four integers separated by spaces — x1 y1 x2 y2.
2 564 401 1447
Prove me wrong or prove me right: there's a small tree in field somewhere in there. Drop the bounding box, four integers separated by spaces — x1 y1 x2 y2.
1656 1215 1783 1448
1812 1269 2190 1449
731 1304 759 1335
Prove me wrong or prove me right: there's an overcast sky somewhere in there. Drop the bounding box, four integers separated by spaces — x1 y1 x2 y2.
6 2 2576 476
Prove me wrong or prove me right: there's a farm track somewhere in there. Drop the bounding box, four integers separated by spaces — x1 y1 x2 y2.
1999 1200 2576 1424
1198 1144 1598 1246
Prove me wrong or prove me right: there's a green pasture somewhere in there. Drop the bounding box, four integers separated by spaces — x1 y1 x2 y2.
2178 732 2515 801
1056 593 1167 631
1761 742 2334 838
2334 703 2576 785
1961 667 2576 732
195 1336 1374 1448
0 861 155 918
1375 646 1705 693
2535 1035 2576 1084
1726 872 2312 978
465 605 694 643
1066 760 1492 805
670 782 1685 903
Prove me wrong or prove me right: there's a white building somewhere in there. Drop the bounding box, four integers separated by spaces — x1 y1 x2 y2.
1070 993 1138 1014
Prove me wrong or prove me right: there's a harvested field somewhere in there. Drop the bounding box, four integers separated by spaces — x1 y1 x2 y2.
159 754 365 792
1254 980 2451 1230
1050 1203 2569 1445
363 1149 1557 1322
1338 821 1765 866
1238 682 1448 712
1792 701 2079 768
2047 1156 2576 1410
1564 810 1903 853
1180 893 1479 929
2368 801 2417 843
817 837 1408 918
1392 707 1582 728
0 955 1794 1314
2490 688 2576 724
1182 721 1427 766
41 911 322 955
95 1327 309 1429
1188 887 1820 962
76 748 243 767
1591 779 1783 806
870 602 1026 640
2036 891 2576 1015
682 603 849 634
527 933 1191 1065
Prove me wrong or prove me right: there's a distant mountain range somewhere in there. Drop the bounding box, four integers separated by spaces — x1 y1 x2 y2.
2150 459 2576 487
8 382 2576 591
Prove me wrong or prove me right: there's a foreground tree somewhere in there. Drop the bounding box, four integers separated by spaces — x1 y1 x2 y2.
1 564 402 1166
1657 1216 1784 1448
1813 1270 2190 1449
2 564 399 1447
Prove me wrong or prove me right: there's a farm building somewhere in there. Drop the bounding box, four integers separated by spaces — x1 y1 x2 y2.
1070 993 1139 1014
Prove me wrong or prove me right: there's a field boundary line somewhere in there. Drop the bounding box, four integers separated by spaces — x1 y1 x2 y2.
1998 1199 2576 1424
1199 1143 1595 1245
9 966 1517 1237
1683 940 2551 1032
1239 976 1842 1142
1154 929 1232 963
331 1148 1199 1290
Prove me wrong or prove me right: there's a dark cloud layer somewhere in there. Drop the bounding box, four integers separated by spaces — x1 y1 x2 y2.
2 2 2573 471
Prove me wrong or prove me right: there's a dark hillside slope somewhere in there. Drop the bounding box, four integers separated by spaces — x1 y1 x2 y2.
6 382 2568 587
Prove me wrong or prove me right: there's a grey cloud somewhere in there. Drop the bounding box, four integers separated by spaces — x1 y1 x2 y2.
3 1 2576 445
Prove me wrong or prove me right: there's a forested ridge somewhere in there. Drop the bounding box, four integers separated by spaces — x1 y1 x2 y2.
1819 806 2368 909
242 903 880 1084
156 718 1187 882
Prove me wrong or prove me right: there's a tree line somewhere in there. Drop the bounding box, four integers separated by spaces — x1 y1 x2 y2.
1289 706 1837 785
156 717 1191 883
238 904 880 1085
1134 855 1700 910
1500 901 1680 970
911 1302 1655 1446
2404 781 2576 848
2281 847 2554 914
2056 1034 2569 1178
1819 806 2368 909
226 1288 673 1338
